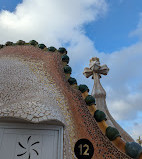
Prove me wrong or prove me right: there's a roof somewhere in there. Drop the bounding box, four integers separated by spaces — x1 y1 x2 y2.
0 40 141 159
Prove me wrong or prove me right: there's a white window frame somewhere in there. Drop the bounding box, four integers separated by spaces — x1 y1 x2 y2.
0 122 63 159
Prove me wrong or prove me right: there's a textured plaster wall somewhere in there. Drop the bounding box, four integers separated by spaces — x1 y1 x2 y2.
0 54 76 159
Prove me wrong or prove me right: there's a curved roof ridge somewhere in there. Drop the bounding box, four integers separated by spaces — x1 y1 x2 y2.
0 40 142 159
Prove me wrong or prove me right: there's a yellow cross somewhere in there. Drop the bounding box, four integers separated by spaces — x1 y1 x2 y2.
137 136 142 145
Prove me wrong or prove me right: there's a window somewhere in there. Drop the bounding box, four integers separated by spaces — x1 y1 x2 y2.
0 123 63 159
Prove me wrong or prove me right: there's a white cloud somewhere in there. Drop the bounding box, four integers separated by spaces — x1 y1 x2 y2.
102 42 142 90
127 122 142 140
0 0 142 140
129 12 142 40
107 92 142 120
98 42 142 122
0 0 107 46
99 11 142 123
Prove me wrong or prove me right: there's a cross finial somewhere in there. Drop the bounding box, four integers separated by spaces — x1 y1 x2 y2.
137 136 142 145
82 57 135 142
83 57 109 78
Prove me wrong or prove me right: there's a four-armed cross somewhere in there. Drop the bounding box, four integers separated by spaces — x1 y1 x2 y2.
83 57 109 98
83 57 109 79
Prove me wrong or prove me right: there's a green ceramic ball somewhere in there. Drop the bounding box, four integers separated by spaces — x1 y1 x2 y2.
94 110 107 122
85 95 95 106
62 55 70 64
64 65 72 74
125 142 142 158
68 77 77 85
58 47 67 54
38 44 46 49
29 40 38 46
48 46 56 52
5 41 13 46
106 126 121 141
78 84 89 93
16 40 25 45
0 44 4 49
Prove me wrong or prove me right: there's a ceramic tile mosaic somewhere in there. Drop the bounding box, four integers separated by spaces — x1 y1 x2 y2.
0 46 132 159
0 47 77 159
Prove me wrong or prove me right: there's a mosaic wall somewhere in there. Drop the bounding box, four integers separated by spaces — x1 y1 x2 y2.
0 46 132 159
0 47 77 159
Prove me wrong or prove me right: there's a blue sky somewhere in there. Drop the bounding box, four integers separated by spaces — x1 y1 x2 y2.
0 0 142 140
85 0 142 52
0 0 22 12
1 0 142 53
0 0 141 52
